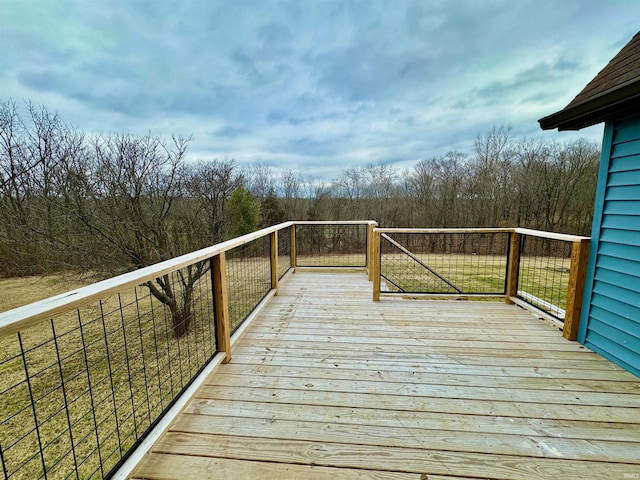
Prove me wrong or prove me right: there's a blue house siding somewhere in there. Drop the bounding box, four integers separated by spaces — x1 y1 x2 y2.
578 115 640 377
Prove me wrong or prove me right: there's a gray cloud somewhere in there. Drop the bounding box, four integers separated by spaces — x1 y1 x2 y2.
0 0 636 178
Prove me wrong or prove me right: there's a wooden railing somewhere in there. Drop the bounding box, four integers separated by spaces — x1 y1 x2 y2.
0 220 376 480
509 229 590 341
370 227 590 341
0 221 588 480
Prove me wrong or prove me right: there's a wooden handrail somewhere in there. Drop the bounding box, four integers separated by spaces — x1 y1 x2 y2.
0 222 291 336
0 222 589 338
371 226 592 342
0 220 376 336
375 227 514 234
293 220 377 225
514 228 589 243
374 227 588 244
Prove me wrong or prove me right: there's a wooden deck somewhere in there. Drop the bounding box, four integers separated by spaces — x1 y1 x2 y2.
131 271 640 480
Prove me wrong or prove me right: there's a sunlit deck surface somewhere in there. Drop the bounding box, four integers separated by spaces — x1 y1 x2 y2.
131 271 640 480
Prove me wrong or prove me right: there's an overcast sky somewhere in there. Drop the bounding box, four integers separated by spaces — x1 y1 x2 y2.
1 0 639 178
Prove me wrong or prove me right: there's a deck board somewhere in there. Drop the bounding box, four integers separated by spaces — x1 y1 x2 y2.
132 272 640 480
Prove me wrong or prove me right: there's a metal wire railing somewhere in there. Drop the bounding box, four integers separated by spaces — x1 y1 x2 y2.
379 231 510 295
226 236 272 335
0 221 376 479
295 222 368 267
372 227 590 340
277 226 292 280
0 262 217 480
516 234 573 321
0 221 588 479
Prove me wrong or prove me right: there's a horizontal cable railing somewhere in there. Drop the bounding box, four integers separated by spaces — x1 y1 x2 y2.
0 220 375 480
372 227 590 340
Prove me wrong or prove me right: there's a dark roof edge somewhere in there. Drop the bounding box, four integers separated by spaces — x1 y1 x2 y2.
539 79 640 130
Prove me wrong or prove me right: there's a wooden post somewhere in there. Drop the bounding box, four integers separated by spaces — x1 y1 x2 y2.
505 231 521 304
290 225 296 270
270 231 278 292
367 223 375 281
212 253 231 363
372 229 381 301
563 239 590 341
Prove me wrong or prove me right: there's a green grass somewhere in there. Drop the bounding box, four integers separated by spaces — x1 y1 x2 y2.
381 253 571 313
516 255 571 315
296 251 367 267
381 253 508 295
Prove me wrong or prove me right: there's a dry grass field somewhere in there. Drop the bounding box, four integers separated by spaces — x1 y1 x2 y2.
0 255 275 480
0 273 93 313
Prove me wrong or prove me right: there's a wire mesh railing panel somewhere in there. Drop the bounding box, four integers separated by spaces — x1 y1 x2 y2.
226 236 272 334
380 233 510 294
278 226 291 280
0 261 217 480
517 235 572 320
295 224 367 267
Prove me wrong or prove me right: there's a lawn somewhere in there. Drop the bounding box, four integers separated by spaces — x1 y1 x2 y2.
0 273 93 313
380 252 571 314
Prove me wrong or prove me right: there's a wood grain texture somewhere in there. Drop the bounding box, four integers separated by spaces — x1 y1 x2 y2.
564 239 590 340
505 231 521 303
131 272 640 480
372 230 381 301
212 253 231 363
270 230 278 291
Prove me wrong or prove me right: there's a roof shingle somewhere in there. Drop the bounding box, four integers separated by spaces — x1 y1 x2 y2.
539 31 640 130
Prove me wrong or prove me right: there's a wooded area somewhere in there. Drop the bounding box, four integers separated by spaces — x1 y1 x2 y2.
0 99 599 279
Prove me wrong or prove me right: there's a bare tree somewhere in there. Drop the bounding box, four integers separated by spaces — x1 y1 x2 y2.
0 100 85 275
336 166 365 220
409 158 438 226
469 126 516 226
60 133 210 337
280 169 305 219
246 159 275 200
185 159 243 242
361 162 397 225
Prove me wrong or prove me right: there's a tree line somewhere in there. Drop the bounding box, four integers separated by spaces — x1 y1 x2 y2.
1 100 599 280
